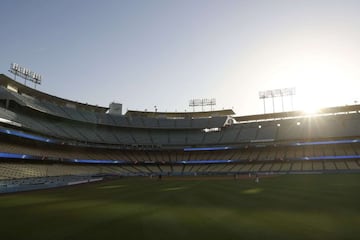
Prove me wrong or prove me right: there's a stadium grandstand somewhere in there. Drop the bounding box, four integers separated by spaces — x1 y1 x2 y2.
0 73 360 192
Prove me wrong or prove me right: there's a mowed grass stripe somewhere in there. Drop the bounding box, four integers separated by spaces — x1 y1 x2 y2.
0 174 359 240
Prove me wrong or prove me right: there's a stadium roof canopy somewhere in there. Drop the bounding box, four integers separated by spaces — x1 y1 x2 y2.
0 74 108 113
235 104 360 122
0 73 235 118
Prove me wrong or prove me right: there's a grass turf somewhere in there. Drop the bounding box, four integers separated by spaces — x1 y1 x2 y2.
0 174 360 240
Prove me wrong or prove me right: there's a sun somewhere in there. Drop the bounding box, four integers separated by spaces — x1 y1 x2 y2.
287 55 352 114
302 105 321 115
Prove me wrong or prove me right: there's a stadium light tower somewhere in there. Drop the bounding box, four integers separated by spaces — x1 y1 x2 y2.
9 63 42 89
259 87 295 114
189 98 216 112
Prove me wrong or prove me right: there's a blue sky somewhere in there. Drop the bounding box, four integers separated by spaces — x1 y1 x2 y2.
1 0 360 115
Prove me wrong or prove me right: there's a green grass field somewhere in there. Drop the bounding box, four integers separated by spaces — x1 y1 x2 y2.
0 174 360 240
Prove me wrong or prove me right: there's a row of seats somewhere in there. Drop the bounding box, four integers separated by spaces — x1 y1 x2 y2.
134 160 360 174
0 175 94 186
1 107 360 147
1 139 359 163
0 163 103 180
222 114 360 143
1 160 360 181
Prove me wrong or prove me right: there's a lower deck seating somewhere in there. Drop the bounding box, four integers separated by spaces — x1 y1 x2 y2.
1 159 359 187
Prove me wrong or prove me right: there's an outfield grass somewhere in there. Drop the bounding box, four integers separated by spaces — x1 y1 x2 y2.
0 174 360 240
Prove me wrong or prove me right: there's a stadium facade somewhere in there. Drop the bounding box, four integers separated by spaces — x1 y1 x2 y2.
0 73 360 190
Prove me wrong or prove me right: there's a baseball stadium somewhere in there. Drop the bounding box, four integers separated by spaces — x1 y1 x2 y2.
0 72 359 239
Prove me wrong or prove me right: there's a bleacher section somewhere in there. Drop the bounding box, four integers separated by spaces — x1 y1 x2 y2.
0 73 360 190
1 137 359 175
1 82 360 149
0 84 228 131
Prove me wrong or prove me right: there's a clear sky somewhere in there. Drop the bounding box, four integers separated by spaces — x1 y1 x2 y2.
1 0 360 116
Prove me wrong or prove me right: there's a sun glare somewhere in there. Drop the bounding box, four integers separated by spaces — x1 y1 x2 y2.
283 53 354 113
246 33 360 115
302 105 320 115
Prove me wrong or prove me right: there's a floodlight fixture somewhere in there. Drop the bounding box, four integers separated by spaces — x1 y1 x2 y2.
9 62 42 88
258 87 296 114
189 98 216 111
